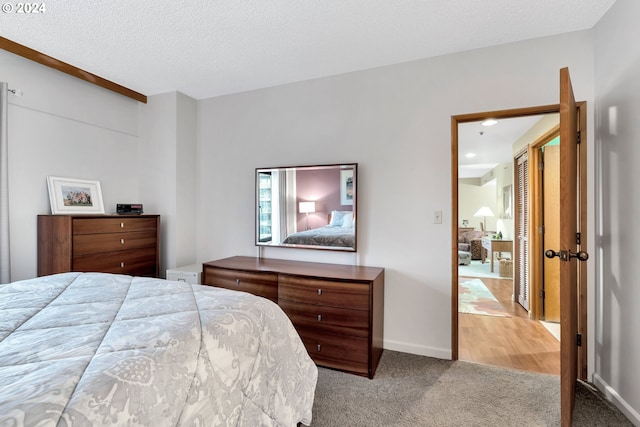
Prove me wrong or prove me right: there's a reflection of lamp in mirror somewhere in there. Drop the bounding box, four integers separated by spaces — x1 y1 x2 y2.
299 201 316 230
473 206 494 233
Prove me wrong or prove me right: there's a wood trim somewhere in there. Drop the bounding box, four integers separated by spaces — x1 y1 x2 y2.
451 116 460 360
452 104 561 124
0 37 147 103
528 145 543 319
577 101 588 381
528 124 560 321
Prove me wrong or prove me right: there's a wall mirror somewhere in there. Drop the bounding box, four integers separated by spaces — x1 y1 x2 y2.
256 163 357 251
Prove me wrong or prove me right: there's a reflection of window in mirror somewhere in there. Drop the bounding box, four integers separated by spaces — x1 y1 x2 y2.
258 172 273 243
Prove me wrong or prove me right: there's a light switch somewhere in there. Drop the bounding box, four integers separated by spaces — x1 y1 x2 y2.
434 210 442 224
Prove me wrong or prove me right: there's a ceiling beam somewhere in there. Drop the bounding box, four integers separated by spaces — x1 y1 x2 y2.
0 37 147 103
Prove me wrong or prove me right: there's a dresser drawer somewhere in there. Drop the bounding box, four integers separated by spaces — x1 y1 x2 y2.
38 215 160 278
278 275 370 310
297 328 369 375
73 230 157 256
73 247 157 276
278 299 369 337
203 267 278 302
73 218 158 235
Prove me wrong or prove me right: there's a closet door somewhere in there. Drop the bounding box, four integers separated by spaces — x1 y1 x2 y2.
542 145 561 321
515 152 529 311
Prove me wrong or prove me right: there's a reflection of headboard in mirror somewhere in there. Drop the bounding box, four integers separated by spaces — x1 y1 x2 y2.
256 163 357 251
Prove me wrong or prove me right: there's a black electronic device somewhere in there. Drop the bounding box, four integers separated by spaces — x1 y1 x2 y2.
116 204 144 215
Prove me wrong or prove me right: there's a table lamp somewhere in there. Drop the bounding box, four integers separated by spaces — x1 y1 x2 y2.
473 206 494 233
299 201 316 230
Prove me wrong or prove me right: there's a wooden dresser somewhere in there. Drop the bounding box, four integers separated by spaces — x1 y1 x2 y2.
37 214 160 277
203 256 384 378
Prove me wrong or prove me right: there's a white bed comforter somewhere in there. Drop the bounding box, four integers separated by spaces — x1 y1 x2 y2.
0 272 317 426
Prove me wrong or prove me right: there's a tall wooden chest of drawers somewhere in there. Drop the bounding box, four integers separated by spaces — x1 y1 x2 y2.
202 256 384 378
37 215 160 277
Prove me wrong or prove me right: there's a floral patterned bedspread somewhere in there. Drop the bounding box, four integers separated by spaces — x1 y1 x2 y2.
282 226 355 248
0 272 317 426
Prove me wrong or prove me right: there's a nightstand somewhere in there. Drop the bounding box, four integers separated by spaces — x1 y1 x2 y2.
166 263 202 284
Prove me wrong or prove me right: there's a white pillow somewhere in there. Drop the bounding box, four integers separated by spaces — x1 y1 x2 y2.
329 210 346 227
341 212 354 228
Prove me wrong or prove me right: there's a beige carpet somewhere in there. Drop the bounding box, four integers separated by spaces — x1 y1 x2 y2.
309 350 632 426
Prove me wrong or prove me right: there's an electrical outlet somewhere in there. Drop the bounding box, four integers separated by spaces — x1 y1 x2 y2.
434 209 442 224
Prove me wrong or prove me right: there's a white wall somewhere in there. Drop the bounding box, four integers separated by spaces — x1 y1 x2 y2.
493 163 514 240
458 180 498 232
196 30 595 359
593 0 640 422
1 50 140 281
175 93 198 268
138 91 198 275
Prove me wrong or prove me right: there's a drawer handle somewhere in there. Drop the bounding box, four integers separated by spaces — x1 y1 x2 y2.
317 344 321 352
120 238 125 244
317 314 322 321
120 222 125 228
317 289 322 296
236 279 240 286
120 262 125 268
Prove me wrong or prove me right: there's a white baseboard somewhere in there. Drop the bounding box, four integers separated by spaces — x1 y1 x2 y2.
592 373 640 426
383 339 451 360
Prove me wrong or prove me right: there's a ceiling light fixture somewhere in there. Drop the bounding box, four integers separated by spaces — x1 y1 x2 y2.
481 119 498 127
465 153 476 158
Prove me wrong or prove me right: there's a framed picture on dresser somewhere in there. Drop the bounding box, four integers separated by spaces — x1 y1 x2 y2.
46 176 105 214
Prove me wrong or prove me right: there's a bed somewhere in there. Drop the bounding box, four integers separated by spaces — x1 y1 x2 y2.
282 210 355 248
282 225 355 248
0 272 317 426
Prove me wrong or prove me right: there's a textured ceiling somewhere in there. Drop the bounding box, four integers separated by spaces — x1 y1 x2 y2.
0 0 615 100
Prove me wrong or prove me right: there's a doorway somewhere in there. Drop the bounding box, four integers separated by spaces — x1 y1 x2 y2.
451 104 587 377
455 110 560 375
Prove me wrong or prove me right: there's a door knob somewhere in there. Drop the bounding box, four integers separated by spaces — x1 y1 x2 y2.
569 250 589 261
545 249 561 259
545 249 589 262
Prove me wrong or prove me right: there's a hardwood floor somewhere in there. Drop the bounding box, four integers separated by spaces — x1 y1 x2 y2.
459 275 560 375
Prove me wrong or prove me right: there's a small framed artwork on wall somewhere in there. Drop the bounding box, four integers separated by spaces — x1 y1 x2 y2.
47 176 105 215
340 169 354 206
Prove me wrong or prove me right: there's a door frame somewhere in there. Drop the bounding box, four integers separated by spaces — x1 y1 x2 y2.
526 124 560 320
451 103 587 379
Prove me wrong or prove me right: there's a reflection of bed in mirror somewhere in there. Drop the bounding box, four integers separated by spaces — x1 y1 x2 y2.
282 211 355 247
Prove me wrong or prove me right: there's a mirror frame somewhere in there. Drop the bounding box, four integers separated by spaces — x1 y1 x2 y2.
255 163 357 252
